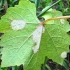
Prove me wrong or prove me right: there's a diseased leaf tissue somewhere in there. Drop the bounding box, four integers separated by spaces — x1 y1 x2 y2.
11 20 26 30
0 0 70 70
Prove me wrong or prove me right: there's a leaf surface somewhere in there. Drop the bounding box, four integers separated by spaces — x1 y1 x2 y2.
0 0 40 68
0 0 70 70
25 9 70 70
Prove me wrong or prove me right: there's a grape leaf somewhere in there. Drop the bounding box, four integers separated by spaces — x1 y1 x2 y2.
24 9 70 70
0 0 39 32
0 0 70 70
0 0 40 68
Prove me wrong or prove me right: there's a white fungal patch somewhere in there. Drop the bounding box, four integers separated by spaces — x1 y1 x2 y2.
42 27 45 33
32 25 43 53
11 20 26 30
60 19 65 24
61 51 67 58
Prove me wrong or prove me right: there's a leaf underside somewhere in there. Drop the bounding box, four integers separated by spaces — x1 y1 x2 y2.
25 10 70 70
0 0 39 68
0 0 70 70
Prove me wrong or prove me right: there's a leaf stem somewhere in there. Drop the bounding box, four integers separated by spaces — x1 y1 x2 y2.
35 0 40 9
38 0 61 17
43 15 70 24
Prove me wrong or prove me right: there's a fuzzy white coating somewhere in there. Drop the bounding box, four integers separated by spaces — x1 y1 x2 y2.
11 20 26 30
61 52 67 58
60 19 65 24
32 25 43 53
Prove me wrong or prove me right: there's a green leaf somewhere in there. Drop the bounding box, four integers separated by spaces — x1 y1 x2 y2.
35 0 40 9
38 0 61 17
0 0 39 32
0 0 40 68
0 0 70 70
24 9 70 70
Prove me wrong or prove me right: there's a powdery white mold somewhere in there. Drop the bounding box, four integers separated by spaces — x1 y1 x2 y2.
32 25 43 53
60 51 67 58
11 20 26 30
60 19 65 24
42 26 45 33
